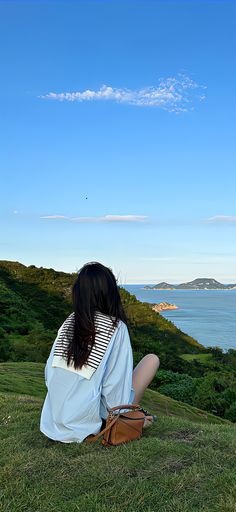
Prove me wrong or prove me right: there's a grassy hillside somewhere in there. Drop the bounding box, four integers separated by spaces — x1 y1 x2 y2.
1 362 236 512
0 260 203 363
2 260 236 424
0 362 228 424
181 353 213 363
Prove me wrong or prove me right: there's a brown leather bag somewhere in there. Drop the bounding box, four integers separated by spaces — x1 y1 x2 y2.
85 403 146 446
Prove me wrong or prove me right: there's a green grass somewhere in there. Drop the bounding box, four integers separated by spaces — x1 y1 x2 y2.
0 362 46 398
181 353 213 363
1 362 236 512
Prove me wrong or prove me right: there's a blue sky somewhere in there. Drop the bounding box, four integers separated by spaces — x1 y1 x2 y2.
1 0 236 283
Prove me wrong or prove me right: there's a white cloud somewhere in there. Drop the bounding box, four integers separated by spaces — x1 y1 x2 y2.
139 256 176 261
40 215 68 219
38 73 206 113
139 255 236 264
40 214 148 223
206 215 236 223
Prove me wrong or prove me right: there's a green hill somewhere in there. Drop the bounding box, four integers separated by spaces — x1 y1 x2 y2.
0 259 203 367
1 260 236 424
1 362 235 512
0 260 204 353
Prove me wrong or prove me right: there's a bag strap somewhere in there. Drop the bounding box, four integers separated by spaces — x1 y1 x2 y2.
85 412 120 443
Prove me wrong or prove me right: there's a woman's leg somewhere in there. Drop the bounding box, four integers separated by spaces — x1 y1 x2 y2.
132 354 160 404
132 354 160 427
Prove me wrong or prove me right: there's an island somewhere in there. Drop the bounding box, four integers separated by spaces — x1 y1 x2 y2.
142 301 178 312
144 281 175 290
151 302 178 312
143 278 236 290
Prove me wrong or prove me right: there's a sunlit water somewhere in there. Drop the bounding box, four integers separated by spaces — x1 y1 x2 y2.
121 285 236 351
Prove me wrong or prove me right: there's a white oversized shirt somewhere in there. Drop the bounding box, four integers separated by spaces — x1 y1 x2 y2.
40 318 135 443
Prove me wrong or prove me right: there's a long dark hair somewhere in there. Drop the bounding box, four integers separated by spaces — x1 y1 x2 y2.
66 261 129 370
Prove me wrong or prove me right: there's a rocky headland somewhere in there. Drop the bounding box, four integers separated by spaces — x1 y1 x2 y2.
151 302 178 312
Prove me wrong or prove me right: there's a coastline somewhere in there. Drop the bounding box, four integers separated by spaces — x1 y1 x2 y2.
142 287 236 291
122 285 236 351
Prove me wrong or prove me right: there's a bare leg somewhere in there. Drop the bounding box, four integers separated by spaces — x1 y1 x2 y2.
132 354 160 427
132 353 160 403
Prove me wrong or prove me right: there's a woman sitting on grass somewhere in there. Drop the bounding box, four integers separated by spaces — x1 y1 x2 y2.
40 261 160 443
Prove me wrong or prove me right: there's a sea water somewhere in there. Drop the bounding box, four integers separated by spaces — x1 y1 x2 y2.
121 285 236 351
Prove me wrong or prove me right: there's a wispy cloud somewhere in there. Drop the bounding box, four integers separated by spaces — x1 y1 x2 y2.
38 73 206 113
40 214 148 223
40 215 67 219
139 255 236 264
139 257 176 261
205 215 236 224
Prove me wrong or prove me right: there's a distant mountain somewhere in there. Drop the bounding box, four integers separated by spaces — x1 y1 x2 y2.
177 278 235 290
144 278 236 290
144 282 175 290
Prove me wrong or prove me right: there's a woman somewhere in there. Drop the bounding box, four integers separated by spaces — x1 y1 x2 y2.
40 261 160 443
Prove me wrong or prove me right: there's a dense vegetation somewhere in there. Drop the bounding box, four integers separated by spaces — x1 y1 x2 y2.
1 362 235 512
1 260 236 422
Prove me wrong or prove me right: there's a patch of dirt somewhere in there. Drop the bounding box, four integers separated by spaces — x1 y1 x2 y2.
165 459 192 473
162 430 198 442
17 397 40 403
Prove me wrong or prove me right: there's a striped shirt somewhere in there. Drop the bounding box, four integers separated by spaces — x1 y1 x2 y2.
51 310 118 378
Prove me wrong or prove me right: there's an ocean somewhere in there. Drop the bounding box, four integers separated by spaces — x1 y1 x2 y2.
121 285 236 351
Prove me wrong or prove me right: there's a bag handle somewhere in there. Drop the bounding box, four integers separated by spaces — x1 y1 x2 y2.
107 403 141 412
